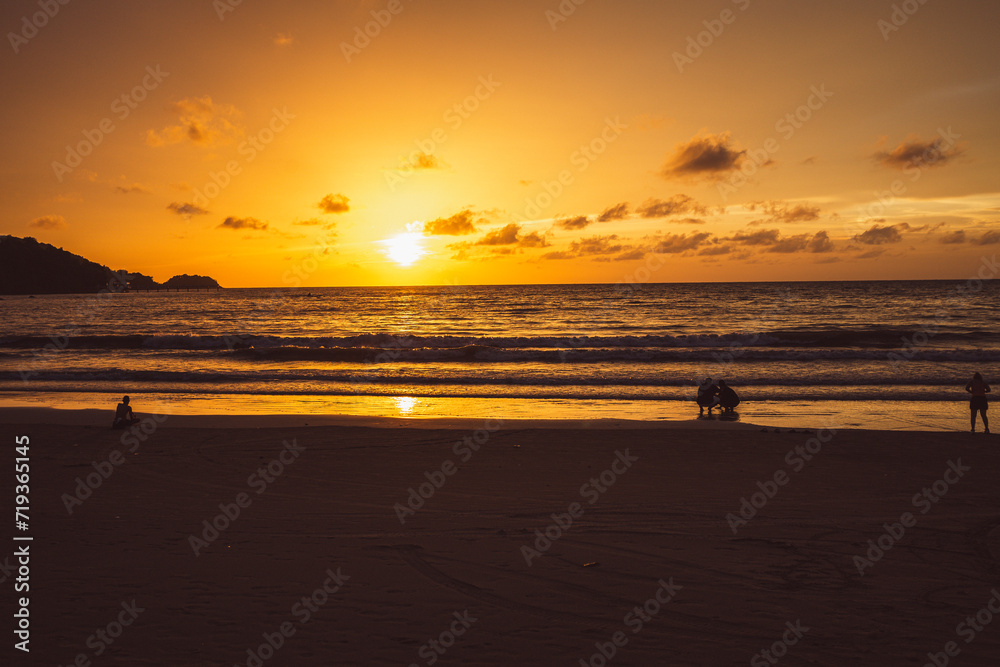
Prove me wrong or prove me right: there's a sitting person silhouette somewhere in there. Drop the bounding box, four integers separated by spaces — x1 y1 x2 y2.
112 395 140 429
718 380 741 413
696 377 720 415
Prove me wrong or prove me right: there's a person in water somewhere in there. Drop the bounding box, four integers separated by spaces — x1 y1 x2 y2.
696 378 720 415
112 395 140 429
717 380 741 413
965 373 990 434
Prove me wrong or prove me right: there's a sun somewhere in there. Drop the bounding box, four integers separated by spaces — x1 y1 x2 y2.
383 231 426 267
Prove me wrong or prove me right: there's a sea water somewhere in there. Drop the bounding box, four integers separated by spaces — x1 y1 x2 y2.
1 281 996 430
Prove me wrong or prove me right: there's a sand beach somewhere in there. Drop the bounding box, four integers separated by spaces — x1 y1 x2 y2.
3 411 999 665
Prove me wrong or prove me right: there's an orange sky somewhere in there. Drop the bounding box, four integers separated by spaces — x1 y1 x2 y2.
2 0 999 286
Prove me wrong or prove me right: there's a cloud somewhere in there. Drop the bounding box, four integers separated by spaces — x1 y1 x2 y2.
424 209 478 236
450 224 549 257
539 235 635 260
218 216 268 231
939 230 966 244
728 229 782 246
698 243 731 256
637 194 707 219
854 223 909 245
910 222 946 234
715 228 834 254
677 217 706 225
556 216 592 230
652 231 712 253
518 231 550 248
29 215 66 230
973 230 1000 245
273 32 294 46
475 223 521 246
806 231 835 253
767 237 809 253
661 132 746 180
318 194 350 214
167 202 209 217
569 235 625 256
597 202 630 222
146 96 244 147
292 218 336 232
402 151 447 171
874 135 964 169
747 200 821 224
114 183 150 195
767 231 834 254
614 248 647 261
856 248 887 259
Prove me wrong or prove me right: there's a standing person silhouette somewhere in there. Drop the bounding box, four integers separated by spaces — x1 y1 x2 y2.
965 373 990 434
112 395 140 430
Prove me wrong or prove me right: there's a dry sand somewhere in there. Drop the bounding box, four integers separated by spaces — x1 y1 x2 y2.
2 410 1000 666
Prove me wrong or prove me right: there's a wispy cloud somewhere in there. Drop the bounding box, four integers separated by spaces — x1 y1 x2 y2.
114 183 150 195
652 231 712 253
555 216 592 230
218 216 268 231
874 135 964 170
541 234 630 260
596 202 630 222
746 200 821 224
29 215 66 230
401 151 448 171
167 202 209 217
637 195 706 218
939 230 966 244
146 96 244 147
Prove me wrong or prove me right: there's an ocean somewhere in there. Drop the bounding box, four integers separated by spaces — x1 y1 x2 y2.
1 280 997 430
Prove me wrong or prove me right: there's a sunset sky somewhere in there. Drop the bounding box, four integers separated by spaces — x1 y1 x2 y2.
2 0 998 287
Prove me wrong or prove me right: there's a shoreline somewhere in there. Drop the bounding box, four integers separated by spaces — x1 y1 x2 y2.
0 405 991 435
0 392 982 431
0 407 760 430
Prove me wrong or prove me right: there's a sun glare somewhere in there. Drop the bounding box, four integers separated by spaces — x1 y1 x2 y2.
384 232 426 267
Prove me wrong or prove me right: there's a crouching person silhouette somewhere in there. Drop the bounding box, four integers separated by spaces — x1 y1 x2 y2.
696 378 720 416
717 380 741 413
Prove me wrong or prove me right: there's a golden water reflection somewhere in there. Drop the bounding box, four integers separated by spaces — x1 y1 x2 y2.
392 396 417 415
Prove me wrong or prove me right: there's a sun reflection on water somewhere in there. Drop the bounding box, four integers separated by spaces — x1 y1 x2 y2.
393 396 417 414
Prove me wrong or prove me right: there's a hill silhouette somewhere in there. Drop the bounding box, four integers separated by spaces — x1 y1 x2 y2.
162 274 222 290
0 235 221 294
